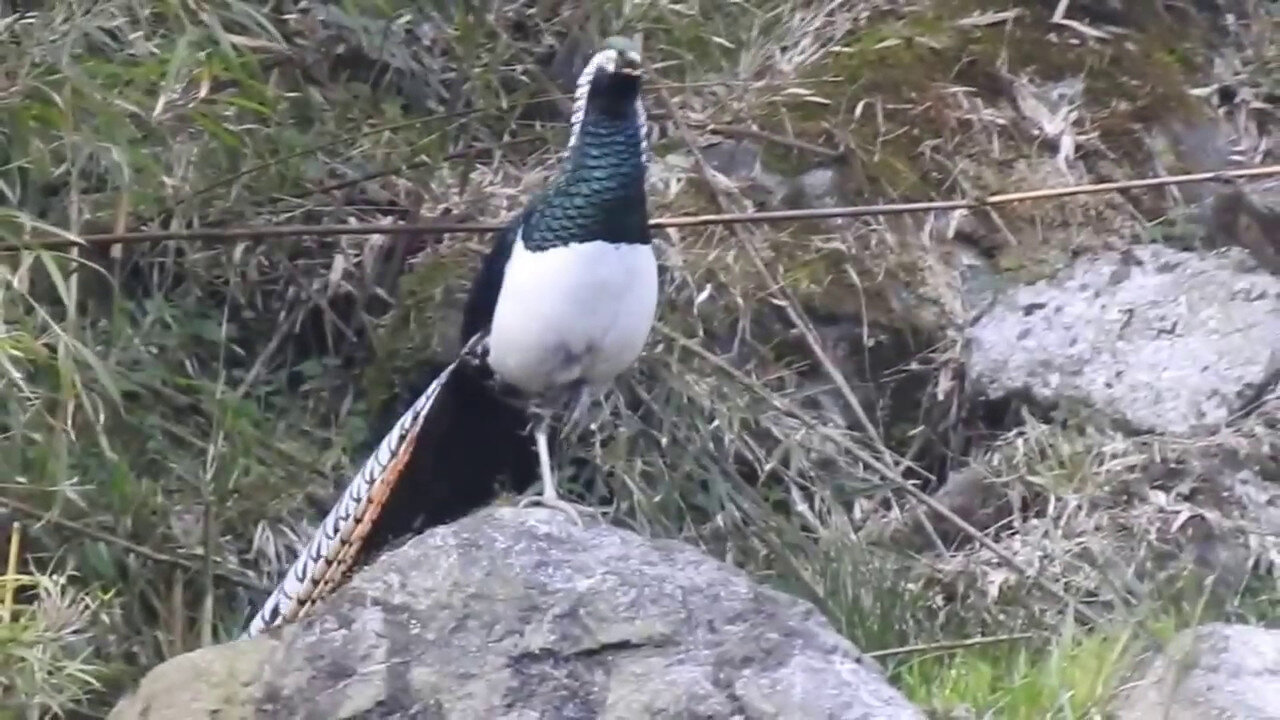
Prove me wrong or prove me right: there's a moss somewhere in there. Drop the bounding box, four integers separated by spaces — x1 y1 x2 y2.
753 0 1210 201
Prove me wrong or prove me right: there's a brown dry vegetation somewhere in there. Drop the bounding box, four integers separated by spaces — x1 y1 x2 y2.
1 0 1276 717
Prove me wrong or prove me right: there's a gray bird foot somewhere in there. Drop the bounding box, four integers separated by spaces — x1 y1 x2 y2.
516 493 600 527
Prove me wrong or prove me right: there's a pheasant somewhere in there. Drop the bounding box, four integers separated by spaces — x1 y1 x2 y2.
243 36 655 638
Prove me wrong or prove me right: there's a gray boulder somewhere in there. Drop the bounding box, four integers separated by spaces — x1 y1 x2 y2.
1115 622 1280 719
110 508 924 719
966 245 1280 436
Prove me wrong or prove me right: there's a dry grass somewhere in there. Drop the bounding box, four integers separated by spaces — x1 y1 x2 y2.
0 568 111 718
1 0 1276 716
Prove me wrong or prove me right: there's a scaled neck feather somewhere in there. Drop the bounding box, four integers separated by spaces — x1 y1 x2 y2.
567 48 649 159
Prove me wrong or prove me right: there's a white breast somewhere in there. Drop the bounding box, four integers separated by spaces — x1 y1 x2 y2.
486 231 659 397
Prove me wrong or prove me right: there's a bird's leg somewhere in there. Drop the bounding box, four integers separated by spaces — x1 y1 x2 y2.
517 403 596 526
533 415 557 502
562 382 596 436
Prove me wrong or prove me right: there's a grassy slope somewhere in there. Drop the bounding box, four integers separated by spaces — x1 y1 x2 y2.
1 0 1275 717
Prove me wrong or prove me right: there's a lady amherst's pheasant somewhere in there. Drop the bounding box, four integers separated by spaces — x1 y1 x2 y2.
243 36 656 638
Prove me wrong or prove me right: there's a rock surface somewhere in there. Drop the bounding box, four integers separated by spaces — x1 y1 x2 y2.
1202 182 1280 275
110 508 924 720
1115 622 1280 720
966 245 1280 436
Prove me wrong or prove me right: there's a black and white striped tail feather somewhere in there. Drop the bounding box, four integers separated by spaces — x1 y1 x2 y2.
242 358 460 638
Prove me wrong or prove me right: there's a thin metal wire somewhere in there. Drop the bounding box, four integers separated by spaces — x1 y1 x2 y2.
3 165 1277 252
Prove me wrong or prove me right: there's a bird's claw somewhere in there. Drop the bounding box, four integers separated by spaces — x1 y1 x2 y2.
516 494 597 527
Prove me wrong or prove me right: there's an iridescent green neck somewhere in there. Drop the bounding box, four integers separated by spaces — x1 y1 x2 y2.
522 117 648 251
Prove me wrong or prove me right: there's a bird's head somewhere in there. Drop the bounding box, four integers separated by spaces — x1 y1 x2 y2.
569 36 648 149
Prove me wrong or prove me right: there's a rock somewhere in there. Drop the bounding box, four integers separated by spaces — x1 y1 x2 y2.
111 508 924 720
791 166 847 210
1114 623 1280 720
107 634 277 720
1156 176 1280 274
966 244 1280 436
1203 183 1280 275
690 138 792 209
955 244 1008 321
1118 437 1280 601
860 466 1024 554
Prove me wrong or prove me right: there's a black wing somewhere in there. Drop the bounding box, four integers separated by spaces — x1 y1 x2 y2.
460 206 533 344
355 207 540 563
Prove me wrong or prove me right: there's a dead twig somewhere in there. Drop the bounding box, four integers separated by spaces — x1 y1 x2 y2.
702 122 843 158
2 521 20 623
865 632 1038 659
0 496 267 592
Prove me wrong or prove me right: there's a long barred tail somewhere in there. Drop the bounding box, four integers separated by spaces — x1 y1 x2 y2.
243 353 538 638
243 361 461 638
